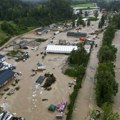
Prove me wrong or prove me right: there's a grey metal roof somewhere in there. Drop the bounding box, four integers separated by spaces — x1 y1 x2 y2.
0 55 4 60
0 69 14 86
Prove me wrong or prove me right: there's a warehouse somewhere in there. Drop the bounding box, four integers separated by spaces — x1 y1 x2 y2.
46 45 78 54
0 69 14 87
67 32 87 38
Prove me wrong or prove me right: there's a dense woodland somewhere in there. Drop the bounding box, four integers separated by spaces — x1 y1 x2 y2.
95 3 119 110
97 0 120 11
0 0 72 46
65 44 90 120
95 0 120 108
0 0 72 27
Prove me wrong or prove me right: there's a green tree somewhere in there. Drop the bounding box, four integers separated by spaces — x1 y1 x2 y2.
1 21 18 35
94 10 98 18
72 19 75 28
98 21 102 28
82 20 86 27
87 19 91 26
98 45 117 63
95 63 118 106
103 25 116 45
101 15 105 26
47 0 72 20
84 11 88 17
68 44 89 66
77 15 83 26
98 15 106 28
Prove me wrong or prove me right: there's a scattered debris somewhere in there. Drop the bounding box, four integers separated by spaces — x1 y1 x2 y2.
42 74 56 88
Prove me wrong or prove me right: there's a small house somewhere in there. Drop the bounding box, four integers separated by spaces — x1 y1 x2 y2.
0 54 5 62
59 40 66 45
49 24 57 29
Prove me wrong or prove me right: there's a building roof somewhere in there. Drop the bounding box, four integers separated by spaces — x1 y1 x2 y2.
0 54 5 59
46 45 78 54
67 32 87 38
0 69 14 86
36 76 45 84
82 18 88 21
0 112 13 120
84 39 94 45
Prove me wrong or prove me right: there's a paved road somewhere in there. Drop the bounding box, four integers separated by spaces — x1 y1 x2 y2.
72 33 103 120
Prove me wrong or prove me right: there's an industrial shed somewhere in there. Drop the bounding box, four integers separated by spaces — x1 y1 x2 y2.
67 32 87 38
0 69 14 87
46 45 78 54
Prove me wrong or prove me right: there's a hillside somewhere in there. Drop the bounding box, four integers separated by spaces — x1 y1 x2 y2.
0 0 72 46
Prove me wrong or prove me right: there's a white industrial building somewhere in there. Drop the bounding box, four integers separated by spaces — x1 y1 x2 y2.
46 45 78 54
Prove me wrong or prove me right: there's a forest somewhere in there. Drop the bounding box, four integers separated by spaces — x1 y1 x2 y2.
0 0 72 46
0 0 72 27
97 0 120 11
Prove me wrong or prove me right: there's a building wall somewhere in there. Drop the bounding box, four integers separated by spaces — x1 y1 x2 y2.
0 76 14 88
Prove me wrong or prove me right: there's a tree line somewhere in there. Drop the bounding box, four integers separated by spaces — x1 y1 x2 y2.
96 18 118 107
0 0 72 35
0 0 72 46
97 0 120 11
64 44 90 120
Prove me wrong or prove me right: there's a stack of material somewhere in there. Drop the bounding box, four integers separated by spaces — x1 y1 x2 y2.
28 41 40 47
55 112 63 120
56 101 67 112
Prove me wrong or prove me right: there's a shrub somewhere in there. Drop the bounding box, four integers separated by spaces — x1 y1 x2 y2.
35 38 47 42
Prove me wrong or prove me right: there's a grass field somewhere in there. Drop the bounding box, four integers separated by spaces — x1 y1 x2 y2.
71 3 96 8
0 31 10 46
0 22 8 40
0 21 10 46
